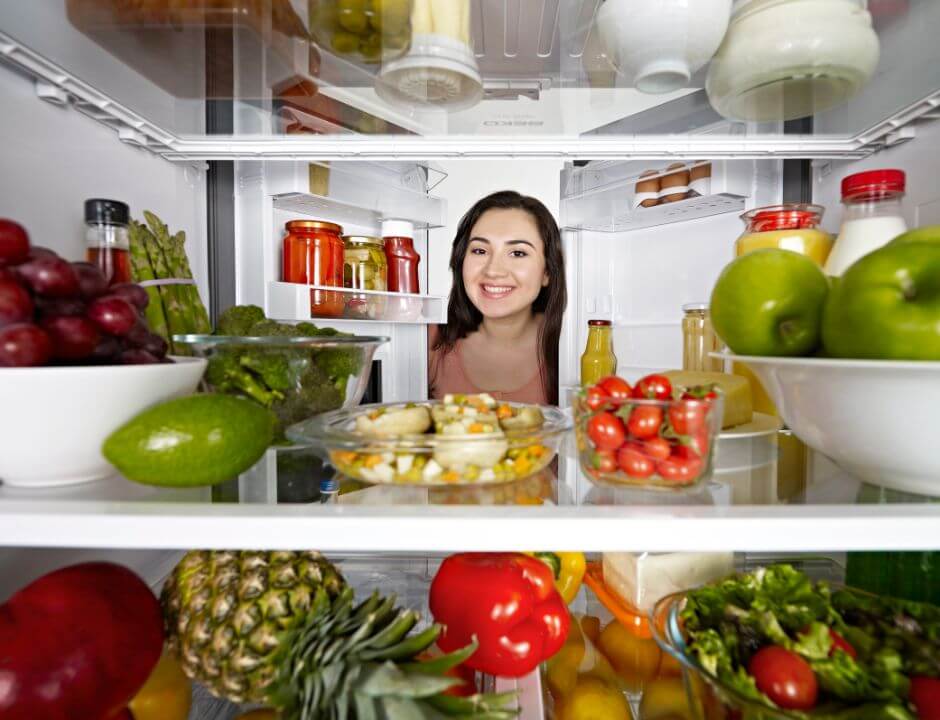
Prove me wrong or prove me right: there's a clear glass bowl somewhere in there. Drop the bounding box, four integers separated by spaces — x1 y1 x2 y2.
174 334 388 439
649 572 896 720
287 401 571 487
573 389 723 491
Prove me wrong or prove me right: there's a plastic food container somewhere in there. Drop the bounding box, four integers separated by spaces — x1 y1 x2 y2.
707 0 880 122
287 400 570 487
175 334 388 437
573 389 723 491
283 220 346 318
310 0 413 64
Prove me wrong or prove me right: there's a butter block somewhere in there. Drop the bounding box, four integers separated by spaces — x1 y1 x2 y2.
602 552 735 613
664 370 753 429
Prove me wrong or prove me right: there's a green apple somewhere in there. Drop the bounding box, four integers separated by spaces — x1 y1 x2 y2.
822 241 940 360
710 248 829 356
890 225 940 246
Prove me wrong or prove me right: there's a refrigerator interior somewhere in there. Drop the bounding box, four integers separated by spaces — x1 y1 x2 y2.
2 2 940 718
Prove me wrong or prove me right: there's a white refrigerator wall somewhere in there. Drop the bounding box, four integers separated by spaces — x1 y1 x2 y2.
813 119 940 234
0 63 209 298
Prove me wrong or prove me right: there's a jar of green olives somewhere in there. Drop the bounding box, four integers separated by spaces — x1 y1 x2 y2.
343 235 388 318
310 0 413 64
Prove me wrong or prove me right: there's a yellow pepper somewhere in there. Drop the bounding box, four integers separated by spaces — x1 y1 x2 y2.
526 551 586 605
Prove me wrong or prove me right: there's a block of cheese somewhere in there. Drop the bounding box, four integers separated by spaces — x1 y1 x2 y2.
602 552 735 613
663 370 753 429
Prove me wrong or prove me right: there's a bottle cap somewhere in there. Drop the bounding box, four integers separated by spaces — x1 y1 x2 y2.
841 169 906 200
588 319 612 327
381 219 415 239
85 199 129 226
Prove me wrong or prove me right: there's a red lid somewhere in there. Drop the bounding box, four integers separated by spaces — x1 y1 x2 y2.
742 204 824 233
588 319 611 327
841 169 906 201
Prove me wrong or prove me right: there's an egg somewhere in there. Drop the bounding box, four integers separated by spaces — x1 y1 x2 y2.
659 162 691 203
634 169 661 208
690 161 712 196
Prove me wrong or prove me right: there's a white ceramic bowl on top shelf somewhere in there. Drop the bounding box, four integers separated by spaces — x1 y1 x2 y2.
596 0 732 94
0 357 206 488
717 353 940 496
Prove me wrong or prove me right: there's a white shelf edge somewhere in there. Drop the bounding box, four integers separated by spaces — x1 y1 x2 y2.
273 191 445 230
4 27 940 161
267 280 447 325
1 503 939 551
565 193 746 233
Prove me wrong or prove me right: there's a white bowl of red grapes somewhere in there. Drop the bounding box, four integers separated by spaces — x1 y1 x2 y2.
0 219 205 487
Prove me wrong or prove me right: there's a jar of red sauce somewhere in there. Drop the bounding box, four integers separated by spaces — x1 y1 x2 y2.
382 220 420 294
283 219 345 318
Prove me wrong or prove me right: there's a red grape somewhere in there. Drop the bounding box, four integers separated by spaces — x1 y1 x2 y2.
43 315 101 360
91 335 122 361
118 349 159 365
140 332 168 359
0 268 15 283
16 256 80 298
0 219 30 266
27 246 58 261
87 295 138 336
109 283 149 311
72 262 109 299
0 280 33 328
0 323 52 367
35 297 86 320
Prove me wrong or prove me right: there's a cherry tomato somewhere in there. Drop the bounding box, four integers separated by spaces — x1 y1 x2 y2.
828 629 857 660
633 374 673 400
585 385 609 411
748 646 818 711
668 400 707 436
587 412 627 451
676 428 709 459
626 405 663 440
910 676 940 720
617 447 655 478
597 376 633 404
656 456 704 484
592 449 618 474
642 436 672 461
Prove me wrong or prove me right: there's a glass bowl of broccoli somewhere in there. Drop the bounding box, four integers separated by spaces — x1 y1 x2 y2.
175 305 387 441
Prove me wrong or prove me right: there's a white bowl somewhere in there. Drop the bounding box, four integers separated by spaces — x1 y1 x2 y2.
597 0 732 94
717 353 940 495
0 357 206 488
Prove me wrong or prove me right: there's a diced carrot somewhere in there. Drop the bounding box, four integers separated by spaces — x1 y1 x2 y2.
332 451 357 466
497 404 513 419
515 458 531 474
468 422 485 433
442 471 460 483
363 454 383 468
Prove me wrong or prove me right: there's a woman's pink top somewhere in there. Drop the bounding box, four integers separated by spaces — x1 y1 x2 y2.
428 327 547 405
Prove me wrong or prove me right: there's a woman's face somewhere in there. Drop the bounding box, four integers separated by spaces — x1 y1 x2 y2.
462 208 549 321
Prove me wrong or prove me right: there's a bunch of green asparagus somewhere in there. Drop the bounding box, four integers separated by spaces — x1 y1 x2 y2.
128 210 211 355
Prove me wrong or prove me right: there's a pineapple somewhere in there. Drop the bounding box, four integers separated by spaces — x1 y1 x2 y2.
162 550 346 703
163 550 519 720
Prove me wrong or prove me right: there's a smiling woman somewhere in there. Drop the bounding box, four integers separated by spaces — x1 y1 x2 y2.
429 191 568 405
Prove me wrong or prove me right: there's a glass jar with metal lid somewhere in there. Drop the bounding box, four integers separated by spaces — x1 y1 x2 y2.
283 219 345 318
681 303 723 373
343 235 388 319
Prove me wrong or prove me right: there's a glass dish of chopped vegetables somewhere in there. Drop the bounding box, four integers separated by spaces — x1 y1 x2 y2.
287 393 570 486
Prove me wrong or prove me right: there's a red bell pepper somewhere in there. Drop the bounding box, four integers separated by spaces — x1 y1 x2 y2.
429 552 570 678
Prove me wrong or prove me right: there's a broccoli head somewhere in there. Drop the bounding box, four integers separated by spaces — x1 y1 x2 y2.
240 351 293 393
205 350 284 407
314 345 363 397
216 304 266 336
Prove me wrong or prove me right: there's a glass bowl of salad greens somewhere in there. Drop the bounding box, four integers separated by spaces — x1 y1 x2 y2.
174 306 387 441
650 564 940 720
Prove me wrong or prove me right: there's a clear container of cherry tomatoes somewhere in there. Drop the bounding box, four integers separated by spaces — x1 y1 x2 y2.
572 374 723 491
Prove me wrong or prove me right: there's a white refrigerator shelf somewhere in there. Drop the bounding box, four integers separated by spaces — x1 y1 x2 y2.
266 281 447 324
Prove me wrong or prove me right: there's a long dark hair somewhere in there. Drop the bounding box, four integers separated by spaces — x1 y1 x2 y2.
432 190 567 405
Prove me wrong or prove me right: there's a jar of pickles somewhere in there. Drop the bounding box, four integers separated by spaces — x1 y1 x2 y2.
343 235 388 319
283 220 345 318
310 0 413 64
